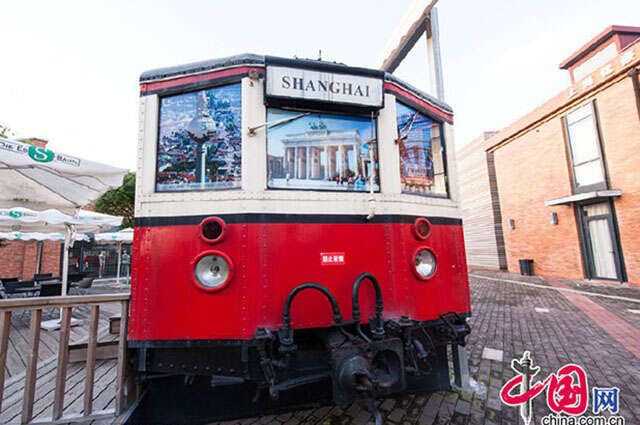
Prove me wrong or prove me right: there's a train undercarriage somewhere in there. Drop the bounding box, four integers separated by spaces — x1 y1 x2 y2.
126 274 470 424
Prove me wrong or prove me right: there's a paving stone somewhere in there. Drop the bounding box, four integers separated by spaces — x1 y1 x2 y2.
209 273 640 425
387 408 405 423
455 399 471 415
380 398 396 411
352 409 374 425
481 348 503 362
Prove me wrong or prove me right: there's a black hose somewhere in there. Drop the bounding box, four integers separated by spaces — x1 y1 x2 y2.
352 273 384 341
282 283 343 335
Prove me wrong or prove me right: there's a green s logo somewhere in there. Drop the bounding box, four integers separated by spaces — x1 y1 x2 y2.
28 145 54 163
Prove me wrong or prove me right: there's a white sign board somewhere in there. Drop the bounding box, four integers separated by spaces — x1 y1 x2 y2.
265 65 384 108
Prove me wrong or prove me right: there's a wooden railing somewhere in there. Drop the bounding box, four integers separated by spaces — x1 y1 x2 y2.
0 294 132 424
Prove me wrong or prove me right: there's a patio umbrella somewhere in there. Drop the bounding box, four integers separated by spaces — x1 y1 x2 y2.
0 137 126 289
94 228 133 284
0 207 122 295
0 231 88 242
0 137 128 214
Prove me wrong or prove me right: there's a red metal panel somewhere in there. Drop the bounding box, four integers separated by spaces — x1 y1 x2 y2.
128 220 470 342
139 66 261 94
384 82 454 123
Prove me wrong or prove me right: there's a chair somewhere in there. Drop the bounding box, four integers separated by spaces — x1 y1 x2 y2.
19 279 38 288
67 272 86 284
0 278 20 297
3 280 38 317
33 273 53 282
0 277 19 284
75 277 94 295
1 280 23 298
39 283 62 297
38 282 62 318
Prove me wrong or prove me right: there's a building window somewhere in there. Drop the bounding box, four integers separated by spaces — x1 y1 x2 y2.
155 83 242 192
396 101 447 196
565 102 606 192
266 108 379 192
577 201 624 281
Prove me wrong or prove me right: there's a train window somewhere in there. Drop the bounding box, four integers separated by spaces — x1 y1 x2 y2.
266 108 379 192
155 83 242 192
396 101 448 197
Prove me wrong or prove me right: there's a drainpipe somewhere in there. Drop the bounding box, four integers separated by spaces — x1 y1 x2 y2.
629 67 640 122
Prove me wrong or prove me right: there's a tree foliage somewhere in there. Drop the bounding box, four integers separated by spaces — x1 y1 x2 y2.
0 124 14 138
94 172 135 228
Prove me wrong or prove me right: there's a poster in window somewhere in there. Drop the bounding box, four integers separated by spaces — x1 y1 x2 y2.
396 101 447 196
266 108 379 192
156 83 242 192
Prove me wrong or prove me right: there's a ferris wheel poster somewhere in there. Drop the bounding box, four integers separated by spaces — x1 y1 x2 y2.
155 83 242 192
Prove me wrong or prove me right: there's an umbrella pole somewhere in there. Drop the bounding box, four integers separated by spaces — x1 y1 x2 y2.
62 225 71 298
116 242 122 285
55 224 71 321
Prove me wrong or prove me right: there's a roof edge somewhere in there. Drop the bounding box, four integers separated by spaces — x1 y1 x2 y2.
139 53 453 114
486 40 640 154
559 25 640 69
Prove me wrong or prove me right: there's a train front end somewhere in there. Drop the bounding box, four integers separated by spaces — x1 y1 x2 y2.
128 54 471 424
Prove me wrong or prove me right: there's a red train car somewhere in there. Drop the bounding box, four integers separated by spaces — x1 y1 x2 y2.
128 54 470 424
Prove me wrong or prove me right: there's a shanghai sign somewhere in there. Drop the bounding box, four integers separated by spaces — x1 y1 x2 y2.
265 65 384 108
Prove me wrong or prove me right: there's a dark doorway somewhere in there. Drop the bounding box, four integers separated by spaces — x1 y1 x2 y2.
577 201 625 282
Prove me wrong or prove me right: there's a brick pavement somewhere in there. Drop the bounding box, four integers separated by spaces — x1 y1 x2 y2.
209 272 640 425
548 277 640 359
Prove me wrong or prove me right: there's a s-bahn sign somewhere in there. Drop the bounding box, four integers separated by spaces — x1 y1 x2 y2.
264 58 384 111
0 138 81 167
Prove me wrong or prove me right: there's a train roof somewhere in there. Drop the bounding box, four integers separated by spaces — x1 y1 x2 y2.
139 53 453 115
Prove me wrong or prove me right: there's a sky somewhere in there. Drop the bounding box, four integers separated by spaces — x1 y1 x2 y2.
1 0 638 170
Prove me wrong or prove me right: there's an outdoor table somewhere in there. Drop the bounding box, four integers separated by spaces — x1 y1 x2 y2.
12 285 42 294
6 284 41 298
39 279 81 295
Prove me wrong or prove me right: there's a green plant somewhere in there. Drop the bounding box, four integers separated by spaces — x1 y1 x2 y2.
94 172 135 228
0 124 14 138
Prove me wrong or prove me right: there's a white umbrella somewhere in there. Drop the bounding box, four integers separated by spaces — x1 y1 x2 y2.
0 137 128 214
0 139 126 329
94 228 133 284
94 228 133 243
0 231 88 242
0 207 122 296
0 207 122 330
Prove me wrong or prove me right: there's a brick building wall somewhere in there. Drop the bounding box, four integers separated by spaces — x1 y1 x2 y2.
486 29 640 286
491 119 586 280
597 74 640 283
0 240 61 281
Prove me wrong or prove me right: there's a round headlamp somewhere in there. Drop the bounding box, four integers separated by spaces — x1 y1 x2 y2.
413 248 436 280
193 252 233 291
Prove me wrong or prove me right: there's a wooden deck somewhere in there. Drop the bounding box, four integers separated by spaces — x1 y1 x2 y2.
2 304 119 380
0 294 132 424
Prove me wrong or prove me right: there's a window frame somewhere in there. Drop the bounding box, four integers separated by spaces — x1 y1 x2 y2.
264 106 382 194
395 100 450 199
574 198 627 282
154 81 243 194
562 100 609 194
